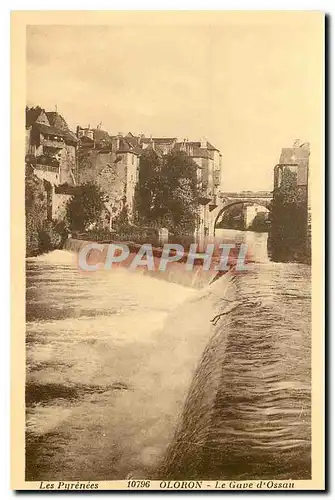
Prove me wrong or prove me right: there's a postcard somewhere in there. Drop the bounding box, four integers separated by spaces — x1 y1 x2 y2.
11 10 324 491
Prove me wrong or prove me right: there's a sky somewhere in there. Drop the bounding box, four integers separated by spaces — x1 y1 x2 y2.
26 13 323 191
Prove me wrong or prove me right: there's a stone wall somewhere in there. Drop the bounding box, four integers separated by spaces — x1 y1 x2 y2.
52 190 72 220
25 167 51 256
59 144 76 185
78 149 139 220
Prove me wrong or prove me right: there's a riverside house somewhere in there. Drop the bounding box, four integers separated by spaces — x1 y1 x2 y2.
76 127 222 236
25 107 79 220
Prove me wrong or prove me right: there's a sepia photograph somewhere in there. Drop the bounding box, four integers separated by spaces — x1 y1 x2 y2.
11 10 324 491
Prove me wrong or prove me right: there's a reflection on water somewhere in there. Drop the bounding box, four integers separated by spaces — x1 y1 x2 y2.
25 231 311 480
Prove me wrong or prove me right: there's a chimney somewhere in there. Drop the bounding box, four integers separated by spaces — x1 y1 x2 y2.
200 136 207 149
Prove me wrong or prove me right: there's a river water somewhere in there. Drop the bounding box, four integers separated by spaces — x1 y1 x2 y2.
25 229 311 481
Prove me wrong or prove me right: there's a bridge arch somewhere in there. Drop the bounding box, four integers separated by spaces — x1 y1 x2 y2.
211 198 271 236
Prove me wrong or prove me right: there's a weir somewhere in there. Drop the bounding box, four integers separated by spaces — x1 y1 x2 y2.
27 236 310 480
63 237 229 288
158 263 311 480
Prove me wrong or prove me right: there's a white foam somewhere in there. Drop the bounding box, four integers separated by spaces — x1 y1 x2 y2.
27 249 77 265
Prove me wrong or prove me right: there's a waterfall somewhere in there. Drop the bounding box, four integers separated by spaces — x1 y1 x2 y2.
63 238 219 289
26 245 310 480
159 263 311 480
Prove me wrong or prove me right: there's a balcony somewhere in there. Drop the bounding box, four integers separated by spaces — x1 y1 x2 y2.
41 136 65 149
35 164 59 173
35 154 60 172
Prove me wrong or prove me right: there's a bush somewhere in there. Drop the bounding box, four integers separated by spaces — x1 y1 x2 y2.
37 220 67 254
249 212 270 232
66 183 105 232
135 150 199 234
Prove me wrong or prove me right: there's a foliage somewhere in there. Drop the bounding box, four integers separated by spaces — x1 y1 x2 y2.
25 165 48 256
65 182 105 232
216 204 244 230
25 166 67 256
112 202 130 233
78 224 160 246
77 149 94 185
37 220 67 254
134 149 163 220
248 212 269 232
135 150 199 235
78 227 116 242
268 167 309 262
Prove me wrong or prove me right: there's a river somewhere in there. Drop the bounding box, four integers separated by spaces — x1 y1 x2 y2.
25 229 311 481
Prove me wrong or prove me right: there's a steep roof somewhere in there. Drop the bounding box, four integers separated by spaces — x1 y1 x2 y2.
46 112 69 131
94 128 112 145
26 108 77 144
132 145 143 156
26 107 45 127
45 111 78 142
34 123 78 144
116 138 141 155
206 141 219 151
187 141 219 151
140 137 176 145
124 135 140 148
192 147 212 159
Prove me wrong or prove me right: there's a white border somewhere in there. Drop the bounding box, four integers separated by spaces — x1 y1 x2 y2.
3 2 331 498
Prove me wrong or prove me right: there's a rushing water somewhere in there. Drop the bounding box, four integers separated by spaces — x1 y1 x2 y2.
25 230 311 480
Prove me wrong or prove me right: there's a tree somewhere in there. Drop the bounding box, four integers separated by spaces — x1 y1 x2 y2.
25 164 49 256
135 150 199 235
216 204 244 230
66 182 105 232
163 152 199 231
249 211 269 232
113 202 130 233
134 149 163 221
25 163 67 255
268 167 309 262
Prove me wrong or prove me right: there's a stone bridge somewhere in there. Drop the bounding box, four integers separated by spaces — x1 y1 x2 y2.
208 191 273 237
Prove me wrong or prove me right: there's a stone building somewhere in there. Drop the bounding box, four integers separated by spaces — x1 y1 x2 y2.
76 127 222 236
176 138 222 239
131 134 222 239
270 140 310 262
26 107 78 185
76 128 141 225
25 107 79 220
